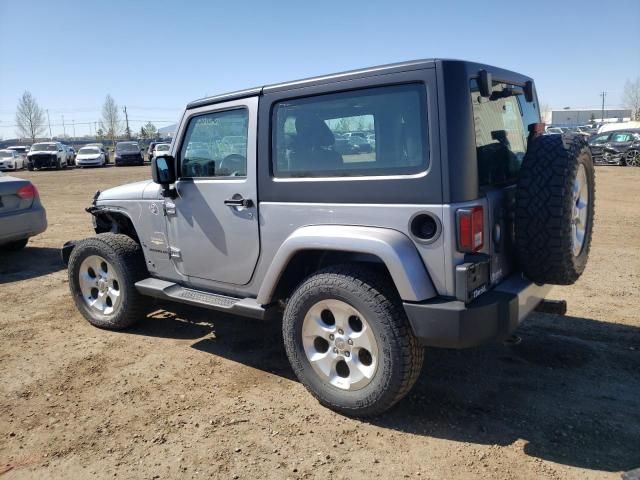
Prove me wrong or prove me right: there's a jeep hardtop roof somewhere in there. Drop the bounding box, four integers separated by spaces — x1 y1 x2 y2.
187 58 533 110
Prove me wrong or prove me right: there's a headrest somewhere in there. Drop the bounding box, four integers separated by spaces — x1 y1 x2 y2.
295 114 335 147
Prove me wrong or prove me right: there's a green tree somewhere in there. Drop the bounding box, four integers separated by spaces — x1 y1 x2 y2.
144 122 158 140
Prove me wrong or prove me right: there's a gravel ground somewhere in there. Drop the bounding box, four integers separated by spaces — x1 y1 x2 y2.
1 165 639 479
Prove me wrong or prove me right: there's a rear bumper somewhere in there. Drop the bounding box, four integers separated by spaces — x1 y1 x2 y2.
0 205 47 244
403 274 551 348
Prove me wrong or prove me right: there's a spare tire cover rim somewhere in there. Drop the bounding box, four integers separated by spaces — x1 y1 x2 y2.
572 163 589 256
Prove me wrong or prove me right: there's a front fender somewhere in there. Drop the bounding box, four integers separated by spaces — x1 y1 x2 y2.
256 225 436 304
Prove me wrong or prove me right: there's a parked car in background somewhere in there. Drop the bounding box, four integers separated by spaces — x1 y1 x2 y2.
151 143 171 160
545 127 565 135
114 141 144 166
75 146 107 168
589 130 640 166
0 172 47 250
0 149 25 171
85 143 109 163
26 142 69 170
146 142 160 161
67 146 76 165
6 145 30 163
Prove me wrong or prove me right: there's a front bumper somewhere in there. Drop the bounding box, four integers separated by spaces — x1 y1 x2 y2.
403 274 551 348
28 155 58 168
77 159 104 166
0 204 47 244
0 162 16 170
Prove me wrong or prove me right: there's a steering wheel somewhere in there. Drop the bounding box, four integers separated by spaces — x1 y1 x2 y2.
218 154 246 176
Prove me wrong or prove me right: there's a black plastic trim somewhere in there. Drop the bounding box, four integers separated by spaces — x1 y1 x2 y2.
403 289 519 348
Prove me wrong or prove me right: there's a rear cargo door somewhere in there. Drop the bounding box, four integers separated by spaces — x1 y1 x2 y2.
469 79 540 284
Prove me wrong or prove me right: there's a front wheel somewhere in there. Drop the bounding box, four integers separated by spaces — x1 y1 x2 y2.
68 233 150 330
626 150 640 167
283 265 424 417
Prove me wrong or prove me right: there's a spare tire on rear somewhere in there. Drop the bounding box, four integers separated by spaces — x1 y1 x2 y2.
515 134 595 285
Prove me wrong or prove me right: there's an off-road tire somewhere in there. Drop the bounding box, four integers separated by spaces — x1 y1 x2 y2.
283 264 424 417
68 233 150 330
2 238 28 251
515 134 595 285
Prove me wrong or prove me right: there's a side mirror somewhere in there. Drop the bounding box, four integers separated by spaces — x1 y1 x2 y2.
152 155 176 192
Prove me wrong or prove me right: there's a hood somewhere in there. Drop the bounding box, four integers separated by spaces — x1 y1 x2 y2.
77 153 102 159
98 180 153 201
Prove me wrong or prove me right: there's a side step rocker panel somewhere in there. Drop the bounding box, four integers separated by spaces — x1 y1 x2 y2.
135 278 266 320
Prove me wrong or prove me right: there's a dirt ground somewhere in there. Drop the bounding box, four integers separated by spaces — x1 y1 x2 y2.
1 165 639 480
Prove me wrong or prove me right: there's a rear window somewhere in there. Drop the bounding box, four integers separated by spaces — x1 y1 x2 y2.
272 83 428 178
470 79 539 188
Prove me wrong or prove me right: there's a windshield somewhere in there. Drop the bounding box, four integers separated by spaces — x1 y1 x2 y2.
31 143 58 152
0 151 13 158
470 79 539 188
116 143 140 152
79 147 100 155
7 147 26 152
156 144 170 151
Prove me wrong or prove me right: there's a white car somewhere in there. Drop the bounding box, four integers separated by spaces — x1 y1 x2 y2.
6 145 30 163
151 143 171 159
75 146 106 168
0 149 25 171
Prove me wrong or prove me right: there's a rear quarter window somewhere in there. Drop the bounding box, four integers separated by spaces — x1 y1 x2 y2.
272 83 429 178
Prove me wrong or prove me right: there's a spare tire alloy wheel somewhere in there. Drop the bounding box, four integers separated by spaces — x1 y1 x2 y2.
302 299 378 391
572 164 589 256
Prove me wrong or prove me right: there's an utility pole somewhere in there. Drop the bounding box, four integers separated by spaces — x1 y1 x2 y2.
62 114 66 137
123 106 131 140
94 122 98 140
46 109 52 139
72 120 75 140
600 91 607 123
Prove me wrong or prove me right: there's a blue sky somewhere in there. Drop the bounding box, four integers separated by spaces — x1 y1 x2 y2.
1 0 638 138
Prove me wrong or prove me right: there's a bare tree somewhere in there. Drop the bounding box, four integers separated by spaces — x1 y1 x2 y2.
15 91 47 142
622 78 640 121
100 94 122 147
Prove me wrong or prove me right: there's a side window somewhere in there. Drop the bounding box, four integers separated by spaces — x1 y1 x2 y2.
179 108 248 178
272 84 428 177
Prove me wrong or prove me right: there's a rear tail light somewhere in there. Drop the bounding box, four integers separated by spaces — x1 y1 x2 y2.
16 184 38 200
457 206 484 252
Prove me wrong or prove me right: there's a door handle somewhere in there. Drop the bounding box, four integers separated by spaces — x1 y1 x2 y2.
224 197 253 208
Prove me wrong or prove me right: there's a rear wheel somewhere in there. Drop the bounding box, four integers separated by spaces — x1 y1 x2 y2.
283 265 424 417
68 233 150 330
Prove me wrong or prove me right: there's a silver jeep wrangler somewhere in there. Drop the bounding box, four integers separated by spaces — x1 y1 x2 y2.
64 59 595 416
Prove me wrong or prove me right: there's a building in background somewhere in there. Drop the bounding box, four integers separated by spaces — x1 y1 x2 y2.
551 109 631 126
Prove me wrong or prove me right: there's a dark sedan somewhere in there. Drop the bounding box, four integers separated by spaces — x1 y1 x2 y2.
114 142 144 166
0 173 47 250
589 130 640 166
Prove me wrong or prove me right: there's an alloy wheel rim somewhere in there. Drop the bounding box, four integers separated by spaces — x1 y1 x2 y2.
627 151 640 167
301 299 378 391
78 255 121 315
571 164 589 256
